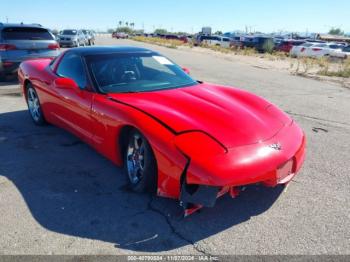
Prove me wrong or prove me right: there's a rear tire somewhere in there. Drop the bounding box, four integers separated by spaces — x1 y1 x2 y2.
26 83 46 126
123 130 157 193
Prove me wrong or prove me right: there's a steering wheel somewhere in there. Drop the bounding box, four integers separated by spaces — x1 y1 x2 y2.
121 71 137 81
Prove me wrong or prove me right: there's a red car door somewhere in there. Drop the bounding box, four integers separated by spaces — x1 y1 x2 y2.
51 52 94 144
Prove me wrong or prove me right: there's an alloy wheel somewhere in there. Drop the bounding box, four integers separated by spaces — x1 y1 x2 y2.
27 88 41 122
126 133 146 185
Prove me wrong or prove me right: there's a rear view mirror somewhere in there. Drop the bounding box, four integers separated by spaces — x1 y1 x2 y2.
54 77 80 90
182 67 190 75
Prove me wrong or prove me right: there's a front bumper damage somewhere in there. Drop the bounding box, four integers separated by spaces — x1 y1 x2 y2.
178 122 306 216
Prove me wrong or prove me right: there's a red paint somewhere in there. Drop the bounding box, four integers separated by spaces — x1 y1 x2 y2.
18 55 306 204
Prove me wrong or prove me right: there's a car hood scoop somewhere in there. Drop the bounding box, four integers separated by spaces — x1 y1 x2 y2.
108 83 286 148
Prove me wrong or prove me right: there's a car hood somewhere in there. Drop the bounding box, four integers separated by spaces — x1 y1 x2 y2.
108 83 289 148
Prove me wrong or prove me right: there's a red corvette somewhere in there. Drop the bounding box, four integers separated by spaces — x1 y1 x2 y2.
18 46 306 216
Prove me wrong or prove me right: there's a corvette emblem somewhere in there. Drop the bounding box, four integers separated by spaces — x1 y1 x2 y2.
269 143 282 151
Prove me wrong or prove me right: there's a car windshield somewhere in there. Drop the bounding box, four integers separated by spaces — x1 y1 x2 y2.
2 27 54 40
85 52 197 93
62 30 77 35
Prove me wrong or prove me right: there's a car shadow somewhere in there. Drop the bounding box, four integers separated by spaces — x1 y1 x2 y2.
0 109 284 252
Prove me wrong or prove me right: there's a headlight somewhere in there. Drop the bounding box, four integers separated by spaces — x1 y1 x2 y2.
174 131 226 158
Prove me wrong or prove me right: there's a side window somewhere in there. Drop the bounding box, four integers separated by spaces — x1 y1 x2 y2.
56 53 87 89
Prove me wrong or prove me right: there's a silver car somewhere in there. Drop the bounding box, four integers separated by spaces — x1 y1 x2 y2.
0 23 60 80
58 29 86 48
82 29 95 45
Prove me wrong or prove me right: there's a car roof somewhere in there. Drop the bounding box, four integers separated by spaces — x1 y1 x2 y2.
0 23 45 29
67 46 156 56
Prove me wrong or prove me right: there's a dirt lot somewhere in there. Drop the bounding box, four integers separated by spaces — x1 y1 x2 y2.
0 36 349 255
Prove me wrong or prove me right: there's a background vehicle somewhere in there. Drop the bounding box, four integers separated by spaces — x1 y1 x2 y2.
58 29 86 47
242 36 275 53
0 23 59 80
330 45 350 59
290 42 315 57
112 32 129 39
229 36 244 49
205 36 231 48
195 35 230 47
164 34 180 40
82 30 95 45
290 42 343 58
276 40 305 53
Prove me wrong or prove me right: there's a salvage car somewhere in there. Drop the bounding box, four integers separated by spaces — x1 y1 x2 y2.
58 29 86 47
290 42 343 58
275 40 305 53
330 45 350 59
0 23 60 80
18 46 306 216
82 29 95 46
242 36 275 53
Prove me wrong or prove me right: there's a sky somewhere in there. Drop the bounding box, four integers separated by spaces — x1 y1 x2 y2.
1 0 349 34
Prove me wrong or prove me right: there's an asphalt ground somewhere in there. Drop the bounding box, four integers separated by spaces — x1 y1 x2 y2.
0 36 349 255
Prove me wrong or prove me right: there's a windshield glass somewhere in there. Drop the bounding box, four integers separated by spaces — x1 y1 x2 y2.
62 30 77 35
85 52 197 93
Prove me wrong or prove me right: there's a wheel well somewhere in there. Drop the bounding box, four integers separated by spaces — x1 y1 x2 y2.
118 125 134 166
23 80 31 98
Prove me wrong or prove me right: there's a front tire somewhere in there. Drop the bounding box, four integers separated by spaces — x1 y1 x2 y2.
124 130 157 193
26 84 46 125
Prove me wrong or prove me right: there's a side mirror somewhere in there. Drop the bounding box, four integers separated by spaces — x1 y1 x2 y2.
182 67 190 75
54 77 80 90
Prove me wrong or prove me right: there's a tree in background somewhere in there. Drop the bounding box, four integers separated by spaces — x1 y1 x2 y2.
214 31 223 35
154 28 167 35
328 27 344 36
115 26 134 34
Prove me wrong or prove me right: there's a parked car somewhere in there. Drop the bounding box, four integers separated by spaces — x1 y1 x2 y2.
82 30 95 45
18 46 305 216
195 35 231 48
229 36 244 49
290 42 314 57
179 35 189 43
330 45 350 59
0 23 59 80
290 42 343 58
112 32 129 39
276 40 305 53
242 36 275 53
164 34 180 40
58 29 86 47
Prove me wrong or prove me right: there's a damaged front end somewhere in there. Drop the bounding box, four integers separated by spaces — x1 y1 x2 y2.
179 157 243 216
180 177 242 217
173 124 306 217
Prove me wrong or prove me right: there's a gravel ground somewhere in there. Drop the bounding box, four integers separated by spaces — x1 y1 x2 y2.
0 36 349 255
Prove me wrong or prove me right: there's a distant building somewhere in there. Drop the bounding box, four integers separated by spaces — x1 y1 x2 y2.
201 27 212 35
